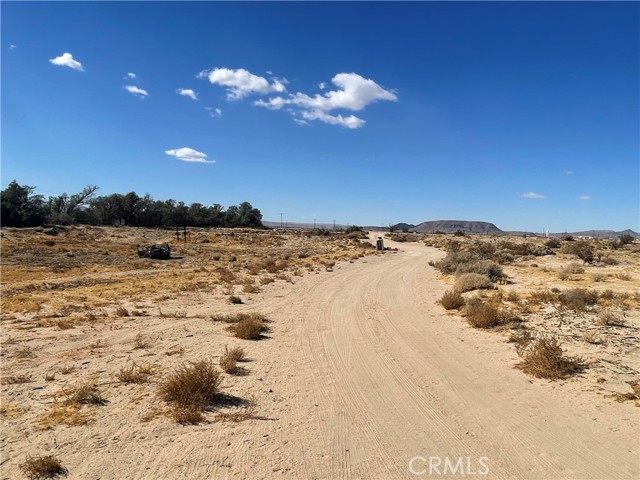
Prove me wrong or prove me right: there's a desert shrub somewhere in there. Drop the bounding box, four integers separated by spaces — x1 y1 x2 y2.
228 295 243 304
618 234 635 246
454 273 493 293
564 263 585 274
227 316 269 340
597 308 623 326
561 235 574 241
516 336 583 379
615 272 632 281
242 283 260 293
64 382 108 406
561 241 594 263
115 305 129 317
453 230 466 236
1 375 31 385
590 273 607 283
439 290 465 310
463 298 503 328
432 251 477 275
455 260 504 282
158 360 222 413
545 238 561 248
219 346 245 373
558 288 598 312
133 333 150 350
20 455 68 479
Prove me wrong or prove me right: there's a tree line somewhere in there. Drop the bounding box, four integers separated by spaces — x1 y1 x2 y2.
0 180 263 229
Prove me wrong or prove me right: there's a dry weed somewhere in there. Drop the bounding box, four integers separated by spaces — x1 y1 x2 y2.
219 346 246 374
439 290 465 310
19 455 68 479
516 336 583 379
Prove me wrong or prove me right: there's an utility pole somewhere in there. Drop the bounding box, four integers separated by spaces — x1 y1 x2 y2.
313 219 316 229
279 213 283 229
333 220 336 231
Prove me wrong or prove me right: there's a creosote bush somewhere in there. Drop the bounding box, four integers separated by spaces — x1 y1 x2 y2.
20 455 68 479
455 260 504 282
439 290 465 310
516 336 583 379
558 288 599 312
454 273 493 293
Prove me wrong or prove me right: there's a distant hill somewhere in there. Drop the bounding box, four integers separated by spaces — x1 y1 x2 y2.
408 220 503 235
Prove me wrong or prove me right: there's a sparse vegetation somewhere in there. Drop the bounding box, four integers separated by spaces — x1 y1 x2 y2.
19 455 68 479
516 336 584 379
453 273 493 292
158 360 222 424
463 298 507 329
439 290 465 310
219 346 246 374
228 295 243 304
116 363 153 383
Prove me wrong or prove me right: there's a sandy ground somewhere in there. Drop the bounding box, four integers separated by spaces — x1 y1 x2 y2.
2 234 638 479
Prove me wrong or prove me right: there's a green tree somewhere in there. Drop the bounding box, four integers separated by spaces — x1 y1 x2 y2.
1 180 46 227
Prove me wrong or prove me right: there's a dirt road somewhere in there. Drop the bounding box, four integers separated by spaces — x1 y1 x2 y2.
228 236 639 479
4 236 638 479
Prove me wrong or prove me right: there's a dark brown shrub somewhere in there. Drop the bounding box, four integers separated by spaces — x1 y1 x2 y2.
516 336 583 379
20 455 68 479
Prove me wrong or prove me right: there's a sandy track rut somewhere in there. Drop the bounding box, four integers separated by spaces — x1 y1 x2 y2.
241 240 638 479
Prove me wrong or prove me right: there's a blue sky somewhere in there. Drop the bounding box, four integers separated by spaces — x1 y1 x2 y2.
2 2 638 232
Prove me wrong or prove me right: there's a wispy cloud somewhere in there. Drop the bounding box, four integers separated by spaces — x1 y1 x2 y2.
177 88 198 100
49 52 84 71
126 72 137 79
198 67 287 100
565 170 575 175
522 192 547 199
204 107 222 118
10 44 17 51
124 85 148 98
165 147 214 164
578 195 592 201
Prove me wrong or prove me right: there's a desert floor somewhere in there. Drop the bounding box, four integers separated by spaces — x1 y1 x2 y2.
1 230 638 479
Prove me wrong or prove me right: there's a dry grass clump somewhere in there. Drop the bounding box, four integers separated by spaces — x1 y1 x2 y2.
612 382 640 404
582 331 601 344
615 272 632 281
115 305 130 317
219 346 246 374
242 283 260 294
463 298 516 329
116 363 154 384
132 333 150 350
516 336 584 379
597 308 624 326
214 396 257 423
158 360 222 424
19 455 68 479
63 381 108 406
589 272 607 283
228 295 243 304
557 263 584 280
558 288 599 312
454 273 493 293
527 289 557 306
226 315 269 340
439 290 465 310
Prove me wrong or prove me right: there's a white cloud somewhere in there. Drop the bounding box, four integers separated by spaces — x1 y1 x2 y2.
522 192 547 199
49 52 84 71
177 88 198 100
565 170 575 175
254 72 396 129
165 147 214 164
318 82 326 90
291 73 397 112
124 85 148 98
578 195 592 201
300 109 365 129
204 107 222 118
198 67 287 100
126 72 137 79
10 44 17 50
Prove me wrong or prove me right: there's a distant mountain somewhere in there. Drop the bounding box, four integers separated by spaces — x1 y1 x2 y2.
391 223 416 232
409 220 503 235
